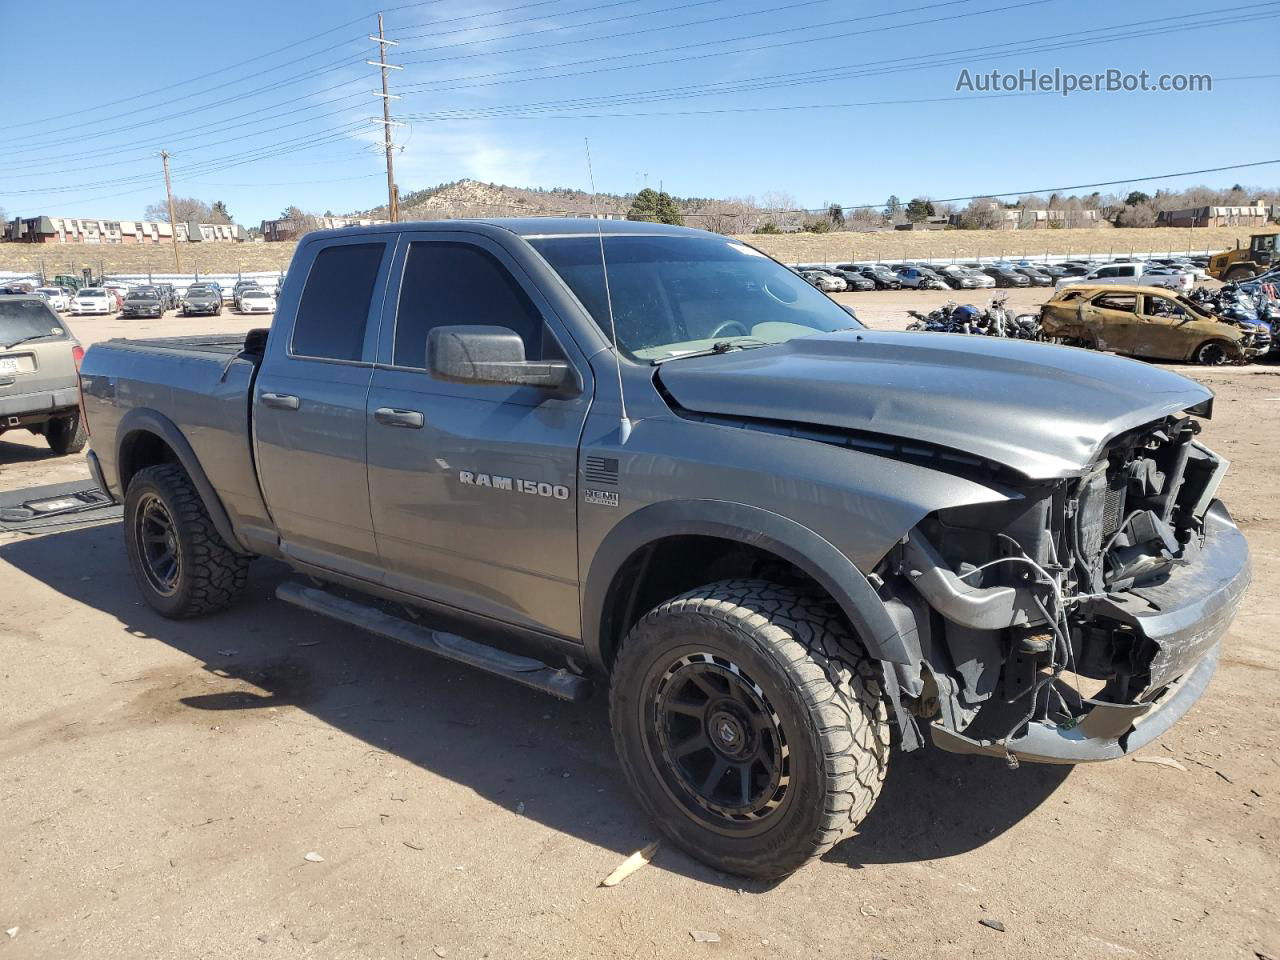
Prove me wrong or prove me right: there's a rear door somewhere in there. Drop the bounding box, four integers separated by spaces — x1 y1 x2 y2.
1084 292 1141 354
253 236 394 581
365 232 592 638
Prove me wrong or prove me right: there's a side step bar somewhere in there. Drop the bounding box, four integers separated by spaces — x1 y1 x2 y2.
275 581 592 703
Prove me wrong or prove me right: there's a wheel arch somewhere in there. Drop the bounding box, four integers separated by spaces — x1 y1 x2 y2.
582 500 909 672
116 408 252 554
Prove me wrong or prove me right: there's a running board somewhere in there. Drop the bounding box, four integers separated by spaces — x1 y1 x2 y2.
275 581 592 702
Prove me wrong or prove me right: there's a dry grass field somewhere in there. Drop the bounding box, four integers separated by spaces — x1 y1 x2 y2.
0 226 1264 276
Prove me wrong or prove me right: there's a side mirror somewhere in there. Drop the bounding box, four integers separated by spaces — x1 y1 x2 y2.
427 325 577 393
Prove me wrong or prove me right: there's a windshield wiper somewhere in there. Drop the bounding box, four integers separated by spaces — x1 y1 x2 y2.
650 338 773 365
2 334 50 350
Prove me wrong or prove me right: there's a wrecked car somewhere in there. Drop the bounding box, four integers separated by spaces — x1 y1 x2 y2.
1040 284 1270 364
79 220 1250 879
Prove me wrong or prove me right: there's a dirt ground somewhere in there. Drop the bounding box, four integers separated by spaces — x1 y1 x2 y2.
1 295 1277 960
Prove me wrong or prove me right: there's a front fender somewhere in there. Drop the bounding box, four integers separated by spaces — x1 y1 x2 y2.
582 499 911 668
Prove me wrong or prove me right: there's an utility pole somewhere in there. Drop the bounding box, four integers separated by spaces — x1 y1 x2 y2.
159 150 181 272
369 15 403 222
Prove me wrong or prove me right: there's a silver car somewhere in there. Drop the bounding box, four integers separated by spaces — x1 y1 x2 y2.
0 295 86 454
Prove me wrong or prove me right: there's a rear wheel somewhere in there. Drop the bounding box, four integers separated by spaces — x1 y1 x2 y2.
123 464 249 618
609 579 889 879
45 414 86 455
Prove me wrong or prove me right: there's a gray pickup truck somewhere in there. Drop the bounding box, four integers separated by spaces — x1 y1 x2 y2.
79 220 1250 878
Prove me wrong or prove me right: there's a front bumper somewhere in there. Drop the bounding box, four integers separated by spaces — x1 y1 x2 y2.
932 501 1250 764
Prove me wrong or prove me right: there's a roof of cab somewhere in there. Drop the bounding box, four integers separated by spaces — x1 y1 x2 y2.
302 217 711 242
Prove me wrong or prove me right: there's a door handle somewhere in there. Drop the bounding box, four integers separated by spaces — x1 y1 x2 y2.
260 392 300 410
374 407 425 429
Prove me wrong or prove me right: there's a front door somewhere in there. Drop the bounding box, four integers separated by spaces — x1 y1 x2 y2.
365 233 593 638
253 236 393 581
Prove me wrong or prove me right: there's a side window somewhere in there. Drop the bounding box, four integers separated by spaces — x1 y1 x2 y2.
291 242 386 361
393 241 548 369
1094 294 1136 313
1094 266 1119 278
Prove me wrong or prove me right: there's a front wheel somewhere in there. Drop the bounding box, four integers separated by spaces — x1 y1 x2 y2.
609 580 889 879
1195 339 1234 366
123 464 250 618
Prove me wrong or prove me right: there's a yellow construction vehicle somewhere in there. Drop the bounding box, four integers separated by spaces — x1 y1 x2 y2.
1208 230 1279 281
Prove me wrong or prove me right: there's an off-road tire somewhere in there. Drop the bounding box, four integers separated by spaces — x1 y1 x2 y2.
609 579 890 879
123 464 249 619
45 414 86 455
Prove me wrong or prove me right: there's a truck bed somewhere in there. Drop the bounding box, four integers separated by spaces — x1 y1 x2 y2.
99 333 254 357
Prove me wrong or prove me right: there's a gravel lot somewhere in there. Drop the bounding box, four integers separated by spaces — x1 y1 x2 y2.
2 296 1277 960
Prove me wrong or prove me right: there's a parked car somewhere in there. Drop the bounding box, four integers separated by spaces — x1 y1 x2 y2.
893 266 947 290
935 265 994 290
1055 262 1193 292
1039 284 1268 364
0 295 86 454
979 265 1031 288
79 218 1250 880
155 283 177 311
233 280 263 309
180 285 223 317
850 265 901 289
70 288 115 316
1010 265 1052 287
35 287 71 312
101 282 129 309
800 270 846 293
831 269 875 291
121 286 165 319
237 289 276 315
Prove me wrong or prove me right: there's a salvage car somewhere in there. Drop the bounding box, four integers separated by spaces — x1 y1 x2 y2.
79 220 1251 880
70 288 115 316
179 284 223 317
936 264 995 290
121 286 165 319
1039 284 1269 364
1 295 86 454
832 269 876 291
980 264 1031 288
852 264 902 289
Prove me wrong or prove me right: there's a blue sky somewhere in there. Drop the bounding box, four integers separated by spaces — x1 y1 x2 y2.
2 0 1278 224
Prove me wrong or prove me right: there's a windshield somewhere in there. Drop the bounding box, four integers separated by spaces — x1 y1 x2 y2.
530 234 861 362
78 289 105 297
244 291 269 298
127 289 158 299
0 300 67 342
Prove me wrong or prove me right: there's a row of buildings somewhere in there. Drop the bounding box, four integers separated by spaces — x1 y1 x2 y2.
3 215 249 244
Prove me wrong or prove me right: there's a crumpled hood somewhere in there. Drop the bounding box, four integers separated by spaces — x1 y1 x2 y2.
656 331 1212 479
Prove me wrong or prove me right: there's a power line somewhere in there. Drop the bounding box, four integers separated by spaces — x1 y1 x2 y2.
396 8 1273 120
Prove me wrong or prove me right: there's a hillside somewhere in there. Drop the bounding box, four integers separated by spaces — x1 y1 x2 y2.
358 178 715 221
0 225 1257 277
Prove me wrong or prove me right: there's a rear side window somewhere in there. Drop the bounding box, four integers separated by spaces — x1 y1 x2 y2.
292 242 386 361
1094 293 1136 312
393 241 546 368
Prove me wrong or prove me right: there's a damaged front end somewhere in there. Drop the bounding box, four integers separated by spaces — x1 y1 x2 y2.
876 412 1251 764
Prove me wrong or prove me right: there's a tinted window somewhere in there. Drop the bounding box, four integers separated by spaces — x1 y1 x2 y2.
393 242 546 368
292 242 385 361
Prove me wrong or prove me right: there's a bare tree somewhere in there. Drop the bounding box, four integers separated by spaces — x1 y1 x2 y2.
1115 201 1158 227
145 196 213 223
958 197 1004 229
